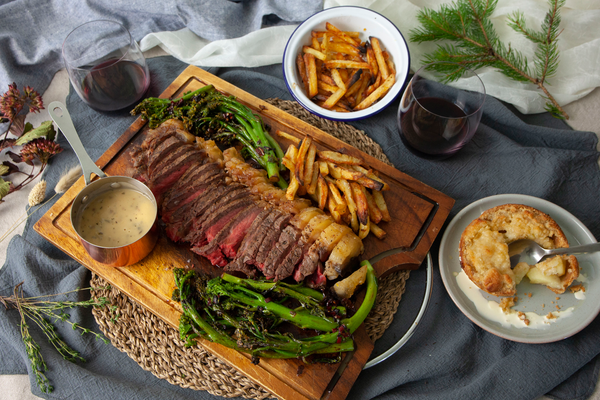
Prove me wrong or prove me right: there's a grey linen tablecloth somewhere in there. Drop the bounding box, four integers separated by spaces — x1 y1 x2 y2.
1 56 600 400
0 0 322 95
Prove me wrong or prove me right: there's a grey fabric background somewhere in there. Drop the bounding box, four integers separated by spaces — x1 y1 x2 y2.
1 55 600 400
0 0 323 97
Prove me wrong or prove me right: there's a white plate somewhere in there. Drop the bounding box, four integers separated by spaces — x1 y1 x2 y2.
439 194 599 343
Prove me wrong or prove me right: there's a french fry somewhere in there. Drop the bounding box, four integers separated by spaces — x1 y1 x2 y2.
296 53 309 95
327 162 364 181
311 37 321 51
303 45 326 61
318 80 338 94
350 182 369 226
330 69 346 91
366 42 379 78
319 160 329 177
327 42 361 56
354 73 395 111
282 144 298 170
351 181 371 240
277 130 301 145
326 22 361 46
318 150 362 165
304 143 317 186
335 179 359 233
369 221 386 239
356 176 384 191
372 189 391 222
312 30 360 38
284 145 300 200
304 53 318 99
325 60 370 70
307 162 319 195
322 87 346 109
316 174 328 210
324 176 347 216
295 136 312 186
370 37 389 80
351 165 390 191
365 190 383 224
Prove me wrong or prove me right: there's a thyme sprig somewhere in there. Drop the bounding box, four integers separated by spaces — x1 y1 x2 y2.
1 282 115 393
410 0 568 119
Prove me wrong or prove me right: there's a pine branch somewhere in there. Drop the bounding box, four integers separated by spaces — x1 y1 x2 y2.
410 0 569 119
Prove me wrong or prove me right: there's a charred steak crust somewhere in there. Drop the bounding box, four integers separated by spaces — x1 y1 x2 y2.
224 258 257 278
262 226 300 279
254 213 293 268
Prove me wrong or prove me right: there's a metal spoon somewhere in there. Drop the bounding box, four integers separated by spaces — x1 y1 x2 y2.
509 239 600 268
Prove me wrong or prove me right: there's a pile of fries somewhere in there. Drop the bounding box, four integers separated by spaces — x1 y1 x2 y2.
296 22 396 112
278 131 390 240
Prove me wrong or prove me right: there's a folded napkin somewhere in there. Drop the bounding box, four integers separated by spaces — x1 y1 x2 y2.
1 56 599 400
0 0 322 95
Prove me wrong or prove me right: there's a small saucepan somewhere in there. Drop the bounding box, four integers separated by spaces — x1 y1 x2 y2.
48 101 158 267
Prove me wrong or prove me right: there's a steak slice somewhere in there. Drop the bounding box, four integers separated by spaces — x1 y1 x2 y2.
191 204 262 267
274 239 305 281
149 144 196 180
161 163 223 214
220 206 266 259
262 226 300 279
141 119 185 153
224 258 257 278
293 242 320 282
149 146 204 202
188 196 253 247
305 262 326 289
231 207 273 266
165 183 241 242
253 213 292 270
161 172 225 223
181 185 249 243
242 210 281 266
147 136 186 173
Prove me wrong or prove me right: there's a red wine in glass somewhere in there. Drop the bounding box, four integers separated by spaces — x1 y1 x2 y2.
80 58 149 112
398 96 471 158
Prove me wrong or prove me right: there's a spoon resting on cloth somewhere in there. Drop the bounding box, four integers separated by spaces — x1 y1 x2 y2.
509 239 600 268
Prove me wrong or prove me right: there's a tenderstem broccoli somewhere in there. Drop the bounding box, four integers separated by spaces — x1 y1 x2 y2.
172 261 378 363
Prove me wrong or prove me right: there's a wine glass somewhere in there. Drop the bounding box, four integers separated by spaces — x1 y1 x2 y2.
398 62 486 159
62 20 150 112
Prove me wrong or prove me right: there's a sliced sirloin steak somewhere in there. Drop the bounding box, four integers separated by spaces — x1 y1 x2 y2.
164 182 239 242
191 204 262 267
274 240 305 281
148 143 197 179
161 172 225 223
262 225 300 279
293 242 320 282
161 163 223 214
220 205 267 259
147 135 186 173
253 213 292 271
181 184 249 243
163 178 226 225
187 196 253 247
224 258 257 278
230 207 274 267
241 210 282 266
149 146 205 203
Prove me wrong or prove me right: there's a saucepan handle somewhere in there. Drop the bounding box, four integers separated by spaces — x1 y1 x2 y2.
48 101 106 185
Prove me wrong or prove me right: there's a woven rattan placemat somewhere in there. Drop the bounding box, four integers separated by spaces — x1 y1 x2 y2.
91 99 411 399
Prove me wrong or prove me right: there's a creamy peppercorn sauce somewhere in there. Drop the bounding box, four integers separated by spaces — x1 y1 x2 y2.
76 188 155 247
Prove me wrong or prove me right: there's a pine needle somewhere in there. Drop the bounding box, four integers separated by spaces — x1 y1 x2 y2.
410 0 569 119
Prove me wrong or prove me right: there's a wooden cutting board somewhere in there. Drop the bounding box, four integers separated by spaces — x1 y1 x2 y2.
34 66 454 400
